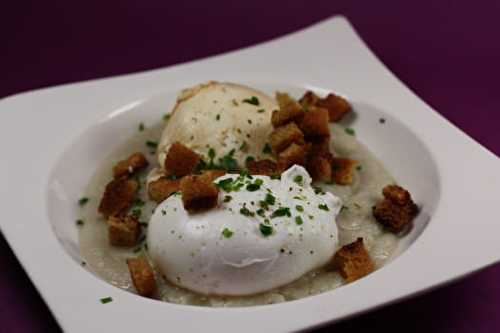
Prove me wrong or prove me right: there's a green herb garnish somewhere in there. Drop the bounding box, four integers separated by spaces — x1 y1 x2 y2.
239 141 248 151
242 96 260 106
256 208 266 217
345 128 355 136
356 165 362 171
259 223 273 236
271 207 291 218
257 109 265 113
262 143 272 154
295 205 304 212
76 219 84 226
138 123 145 131
223 195 232 203
240 207 255 217
163 114 171 121
100 297 113 304
265 193 276 205
216 178 234 192
132 208 142 218
295 216 304 225
318 204 329 211
216 114 221 121
146 140 158 149
293 175 303 184
222 228 234 238
245 156 255 165
78 197 89 206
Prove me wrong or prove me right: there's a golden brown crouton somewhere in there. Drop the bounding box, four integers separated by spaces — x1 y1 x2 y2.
272 92 305 127
201 169 227 182
277 143 309 171
247 159 279 176
331 158 358 185
269 122 304 153
107 215 141 247
147 177 181 203
180 175 219 212
298 90 320 108
112 152 149 179
297 106 330 138
164 142 201 177
126 257 156 297
98 178 138 218
332 238 374 283
307 156 332 182
309 136 332 158
373 185 418 232
299 91 352 122
318 93 352 122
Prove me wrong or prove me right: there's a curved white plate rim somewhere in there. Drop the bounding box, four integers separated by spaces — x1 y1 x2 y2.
0 15 498 333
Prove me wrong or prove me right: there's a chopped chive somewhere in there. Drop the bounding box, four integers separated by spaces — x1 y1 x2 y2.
138 123 145 131
256 208 266 217
133 198 145 207
163 114 171 121
295 216 304 225
318 204 329 211
265 193 276 205
345 128 355 136
222 228 234 238
245 155 255 165
100 297 113 304
216 114 221 121
271 207 291 218
208 148 216 160
239 141 248 151
78 197 89 206
257 109 265 113
242 96 260 106
132 208 142 218
295 205 304 212
146 140 158 148
76 219 84 226
293 175 303 184
262 143 272 154
356 165 362 171
216 178 234 192
259 223 273 236
240 207 255 217
223 195 232 203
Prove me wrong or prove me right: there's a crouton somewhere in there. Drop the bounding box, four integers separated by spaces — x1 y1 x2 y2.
318 93 352 122
98 178 138 217
269 122 304 153
201 169 226 182
298 106 330 138
148 177 181 203
373 185 418 232
277 143 309 171
299 90 320 108
332 238 374 282
164 142 201 177
307 156 332 182
126 257 156 297
112 152 149 179
331 158 357 185
309 136 332 158
180 175 219 212
108 215 141 247
272 92 305 127
299 90 352 122
247 159 278 176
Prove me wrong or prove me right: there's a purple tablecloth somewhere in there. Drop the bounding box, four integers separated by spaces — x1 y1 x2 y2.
2 1 499 332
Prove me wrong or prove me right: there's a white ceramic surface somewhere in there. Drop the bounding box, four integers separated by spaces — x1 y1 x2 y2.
0 16 499 333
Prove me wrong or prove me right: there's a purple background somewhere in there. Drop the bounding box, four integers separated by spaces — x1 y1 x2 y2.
2 1 499 332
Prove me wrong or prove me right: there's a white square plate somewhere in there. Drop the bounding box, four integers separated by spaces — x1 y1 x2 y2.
0 16 499 333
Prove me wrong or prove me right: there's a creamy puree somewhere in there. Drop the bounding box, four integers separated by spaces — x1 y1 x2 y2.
79 121 398 306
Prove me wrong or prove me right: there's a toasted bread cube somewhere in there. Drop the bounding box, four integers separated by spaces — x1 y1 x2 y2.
98 178 138 217
331 158 357 185
272 92 305 127
318 93 351 122
127 257 156 297
299 90 320 108
309 136 332 158
269 122 304 153
333 238 374 282
373 185 418 232
298 106 330 138
277 143 309 171
247 159 278 176
113 152 149 179
307 156 332 182
201 169 226 182
148 177 181 203
164 142 201 177
108 215 141 247
382 185 412 206
180 175 219 212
